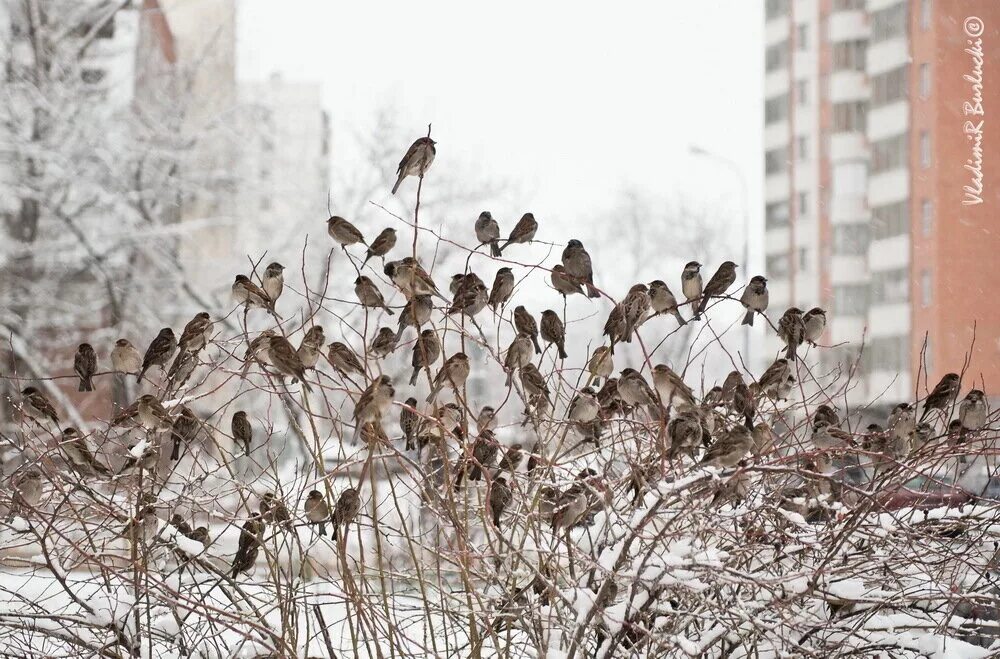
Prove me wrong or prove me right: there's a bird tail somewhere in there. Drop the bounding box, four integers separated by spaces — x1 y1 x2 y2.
363 252 372 266
490 241 501 257
383 305 395 316
918 406 930 423
673 310 688 326
391 174 404 195
426 383 440 404
506 370 514 387
300 377 313 393
80 377 93 392
744 413 754 430
332 524 339 541
696 296 710 317
497 240 508 255
741 309 754 326
558 345 568 360
785 344 797 361
586 284 600 299
493 510 501 527
530 336 541 354
171 435 181 461
410 368 419 386
136 367 147 384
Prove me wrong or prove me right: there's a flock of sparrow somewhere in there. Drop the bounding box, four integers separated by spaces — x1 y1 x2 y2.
5 134 992 579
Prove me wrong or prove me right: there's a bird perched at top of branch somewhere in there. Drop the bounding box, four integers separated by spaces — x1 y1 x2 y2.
695 261 738 318
920 372 961 422
959 389 988 432
649 279 686 326
137 327 176 383
777 307 805 361
327 215 366 248
561 239 600 298
802 307 827 346
740 275 768 326
475 211 502 257
111 339 142 374
262 262 285 304
232 275 278 318
177 312 213 353
355 276 395 316
74 343 97 392
297 326 326 369
332 487 361 540
489 267 515 312
364 228 397 265
498 212 537 255
540 310 568 359
427 352 470 403
681 261 703 319
268 335 312 392
550 264 584 297
231 514 265 577
392 136 436 195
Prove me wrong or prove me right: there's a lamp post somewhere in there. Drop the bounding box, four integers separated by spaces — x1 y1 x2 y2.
689 145 753 369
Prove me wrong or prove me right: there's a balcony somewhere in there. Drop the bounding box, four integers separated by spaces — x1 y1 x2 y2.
868 100 909 142
765 70 790 97
765 17 789 45
766 173 790 201
829 70 868 103
868 37 908 76
764 120 790 148
831 255 869 284
868 234 910 271
829 133 869 162
868 168 909 207
828 11 869 42
868 302 911 337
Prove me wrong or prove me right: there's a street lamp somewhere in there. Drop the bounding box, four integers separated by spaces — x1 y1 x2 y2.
688 145 753 369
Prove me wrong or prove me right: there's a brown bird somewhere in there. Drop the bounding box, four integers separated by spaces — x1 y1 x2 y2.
243 330 276 374
587 346 614 385
695 261 738 317
498 212 538 254
920 373 961 422
327 341 365 377
137 328 177 383
777 308 805 361
802 307 827 346
332 487 361 540
368 327 399 358
602 303 627 354
353 376 395 442
297 326 326 369
427 352 471 403
355 276 395 315
74 343 97 392
739 276 769 326
568 387 600 424
448 281 488 317
12 468 43 509
513 306 542 354
651 364 696 410
649 279 686 326
304 490 331 536
520 363 550 403
232 275 278 317
262 262 285 304
177 312 213 353
327 215 367 248
170 406 200 461
410 329 441 386
231 514 265 578
621 284 651 340
815 404 841 428
477 405 498 432
137 394 172 430
550 264 585 297
111 339 142 374
391 136 436 195
667 412 703 461
385 257 445 301
268 336 312 392
504 333 534 386
399 397 421 450
166 350 196 391
959 389 988 431
489 477 512 527
617 368 660 410
732 381 755 430
396 294 433 342
489 267 515 311
60 427 110 476
475 211 502 257
467 430 499 481
561 239 600 298
757 358 792 398
681 261 703 317
540 310 568 359
364 228 397 265
701 425 752 468
259 492 291 525
500 443 523 473
232 411 252 456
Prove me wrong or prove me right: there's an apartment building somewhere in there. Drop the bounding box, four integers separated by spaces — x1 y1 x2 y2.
763 0 999 408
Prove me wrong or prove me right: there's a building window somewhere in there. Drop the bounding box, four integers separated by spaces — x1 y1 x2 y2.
833 101 868 132
866 335 910 373
871 3 909 43
766 0 790 20
765 94 789 124
871 200 910 239
765 147 789 175
797 80 808 106
872 66 908 107
765 42 789 72
919 63 931 98
798 247 808 271
833 40 867 72
870 268 910 304
797 136 808 160
766 253 790 278
871 133 909 173
797 25 808 50
766 201 790 229
798 192 809 216
921 269 932 307
833 284 869 315
921 199 933 236
921 0 932 30
920 131 931 168
833 224 870 255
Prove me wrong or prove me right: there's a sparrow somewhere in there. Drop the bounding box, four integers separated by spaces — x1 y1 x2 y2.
499 443 522 473
166 350 196 391
137 394 172 430
732 381 755 430
757 358 792 398
137 328 177 383
396 294 433 341
561 239 600 298
231 514 265 577
959 389 988 431
649 279 686 326
550 264 585 297
617 368 660 410
178 312 213 353
122 506 160 545
297 326 326 369
777 308 805 361
353 376 395 440
327 341 365 377
268 336 312 391
427 352 471 403
467 430 499 481
720 370 744 405
385 258 444 301
262 262 285 304
887 402 916 444
448 281 488 317
169 513 193 538
111 339 142 374
391 136 436 194
12 468 43 508
450 272 486 296
489 477 512 527
651 364 695 410
332 487 361 540
259 492 291 525
232 275 277 317
540 310 568 359
72 343 98 392
368 327 398 358
513 306 542 354
695 261 738 317
802 307 827 346
187 526 209 546
60 427 110 476
399 397 421 450
552 483 588 532
739 276 769 326
567 387 600 424
327 215 367 248
364 228 397 265
519 363 550 403
489 267 515 311
621 284 651 341
119 445 159 475
243 330 276 374
504 333 534 386
477 406 498 432
912 422 935 450
596 377 624 417
811 419 856 450
814 404 841 428
355 276 395 315
410 329 441 386
680 262 703 317
475 211 502 257
498 212 537 254
587 346 614 385
304 490 331 536
232 411 253 456
752 422 776 457
920 373 961 422
436 402 464 439
170 406 199 461
701 425 752 468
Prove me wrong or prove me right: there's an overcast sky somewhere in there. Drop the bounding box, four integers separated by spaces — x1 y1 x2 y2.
237 0 764 269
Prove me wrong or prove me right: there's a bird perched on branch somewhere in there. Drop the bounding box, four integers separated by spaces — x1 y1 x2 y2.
231 514 265 578
410 329 441 386
920 373 961 422
561 239 600 298
396 294 433 342
259 492 290 525
392 136 436 194
489 477 512 527
177 312 213 353
137 394 171 430
364 228 397 265
327 215 366 248
297 326 326 370
355 276 395 315
587 346 614 386
385 257 445 301
61 427 110 476
740 276 768 326
262 262 285 304
137 328 177 383
475 211 502 257
111 339 142 374
513 306 542 354
232 275 278 318
368 327 398 359
427 352 470 403
399 397 421 450
802 307 827 346
74 343 97 392
520 363 550 405
268 336 312 392
499 212 537 254
231 411 252 456
777 308 805 361
652 364 695 411
681 262 703 319
701 425 752 468
243 330 276 375
959 389 988 432
170 406 200 461
504 333 534 386
467 430 499 482
540 310 568 359
649 279 686 326
304 490 331 537
353 376 395 442
20 387 58 425
550 264 584 297
12 468 43 509
332 488 361 540
489 267 515 312
696 261 737 318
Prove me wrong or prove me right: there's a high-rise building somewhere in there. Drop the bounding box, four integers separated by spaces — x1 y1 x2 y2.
763 0 999 408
